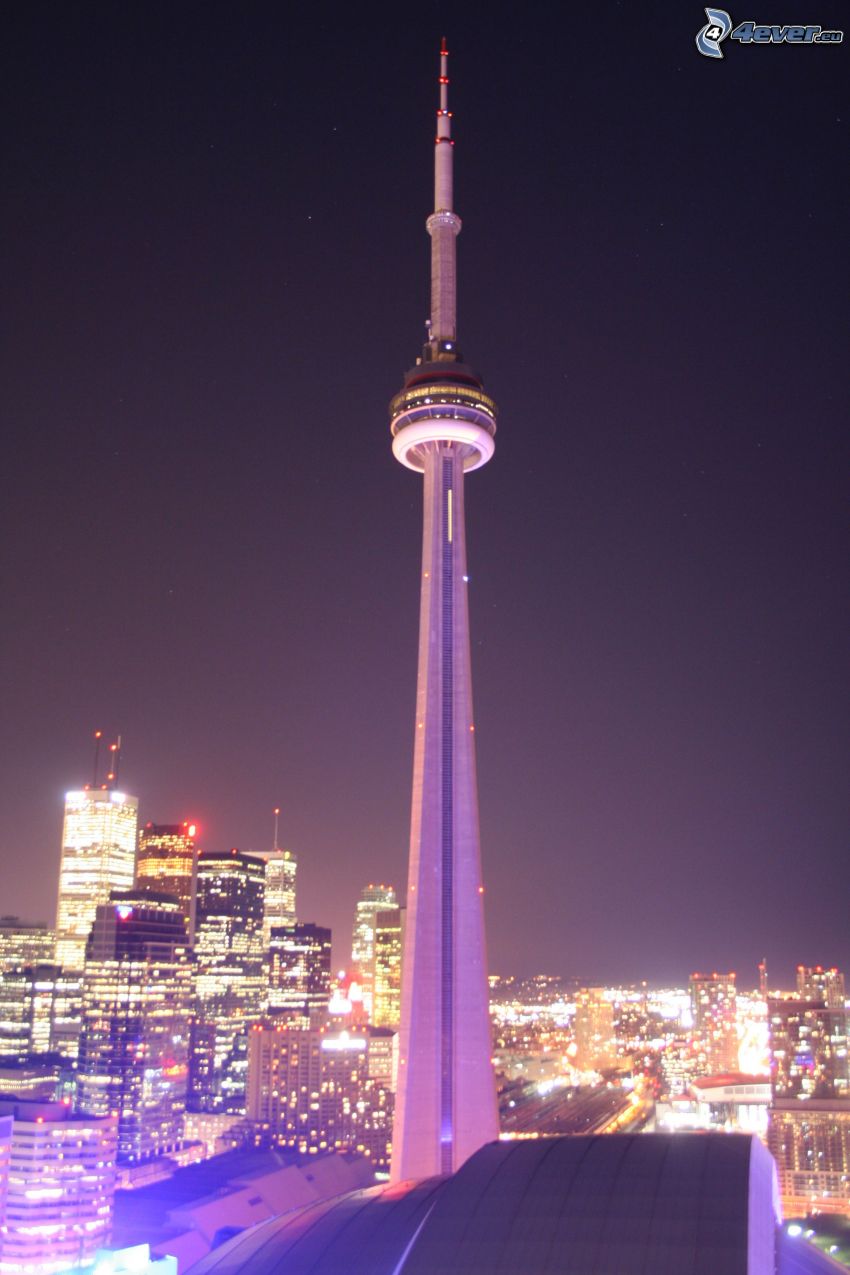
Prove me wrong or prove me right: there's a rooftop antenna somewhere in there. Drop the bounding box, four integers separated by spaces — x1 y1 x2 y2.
273 806 280 851
106 736 122 786
91 729 103 788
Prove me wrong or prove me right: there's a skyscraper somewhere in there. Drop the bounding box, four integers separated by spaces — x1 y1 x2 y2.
55 787 139 970
258 851 297 946
76 889 192 1164
797 964 846 1009
689 971 738 1075
373 906 405 1030
189 850 266 1113
267 922 332 1018
136 821 197 933
573 987 618 1073
389 41 498 1181
351 884 397 1015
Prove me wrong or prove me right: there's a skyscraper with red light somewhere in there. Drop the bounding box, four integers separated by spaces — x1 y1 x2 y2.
137 820 197 934
389 40 498 1181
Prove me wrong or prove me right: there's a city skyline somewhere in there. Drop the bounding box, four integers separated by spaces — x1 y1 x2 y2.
2 5 847 985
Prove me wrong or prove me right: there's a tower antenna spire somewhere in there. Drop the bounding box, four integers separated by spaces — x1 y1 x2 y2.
427 36 461 356
273 806 280 852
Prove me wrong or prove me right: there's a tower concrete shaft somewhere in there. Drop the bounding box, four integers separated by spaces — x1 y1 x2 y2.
389 40 498 1183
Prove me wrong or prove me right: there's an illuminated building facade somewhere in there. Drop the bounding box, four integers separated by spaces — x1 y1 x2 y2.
769 1098 850 1217
55 788 139 970
268 923 332 1018
246 1023 394 1169
0 918 55 973
258 848 297 945
768 997 849 1100
189 850 265 1113
0 963 82 1062
76 890 192 1164
573 987 617 1073
797 965 846 1009
136 822 197 933
373 907 405 1030
0 1098 116 1275
689 971 738 1075
351 885 397 1018
390 40 498 1181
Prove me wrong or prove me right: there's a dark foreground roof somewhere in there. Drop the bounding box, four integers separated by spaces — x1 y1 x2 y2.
190 1133 785 1274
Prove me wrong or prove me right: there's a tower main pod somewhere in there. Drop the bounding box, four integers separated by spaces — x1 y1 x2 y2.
389 40 498 1182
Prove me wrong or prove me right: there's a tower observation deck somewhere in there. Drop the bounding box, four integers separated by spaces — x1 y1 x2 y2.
389 39 498 1183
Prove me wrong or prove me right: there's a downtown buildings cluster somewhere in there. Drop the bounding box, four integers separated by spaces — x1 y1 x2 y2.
0 767 407 1272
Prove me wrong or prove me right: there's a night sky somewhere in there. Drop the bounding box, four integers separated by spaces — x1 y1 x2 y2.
2 2 847 987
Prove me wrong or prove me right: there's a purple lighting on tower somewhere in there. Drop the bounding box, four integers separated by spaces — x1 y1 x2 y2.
389 38 499 1182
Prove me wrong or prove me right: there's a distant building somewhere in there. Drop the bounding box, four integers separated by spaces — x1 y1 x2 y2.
351 885 396 1015
0 1097 116 1274
136 822 197 933
55 788 139 970
246 1022 394 1168
257 848 297 945
797 965 846 1010
0 963 82 1061
77 890 192 1164
0 917 55 973
189 851 265 1113
372 908 405 1030
267 923 332 1018
690 971 738 1074
768 997 849 1099
769 1098 850 1218
573 987 617 1072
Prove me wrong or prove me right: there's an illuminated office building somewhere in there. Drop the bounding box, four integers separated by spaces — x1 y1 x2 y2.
0 1097 116 1274
0 963 82 1062
136 822 197 932
573 987 617 1073
768 997 849 1100
769 1098 850 1217
689 971 738 1075
55 787 139 970
246 1022 395 1169
189 850 265 1113
373 907 405 1030
257 849 297 946
351 885 397 974
76 890 192 1164
0 918 55 973
268 923 332 1018
797 965 846 1009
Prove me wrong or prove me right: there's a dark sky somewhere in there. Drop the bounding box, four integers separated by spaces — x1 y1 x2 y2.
2 2 847 988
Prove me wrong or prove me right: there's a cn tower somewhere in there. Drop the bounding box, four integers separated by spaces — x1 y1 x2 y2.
390 39 499 1182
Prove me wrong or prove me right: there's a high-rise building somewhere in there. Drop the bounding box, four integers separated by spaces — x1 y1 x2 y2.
351 885 397 973
267 923 332 1018
373 907 405 1030
258 850 297 946
246 1022 395 1169
389 40 499 1182
689 972 738 1075
76 889 192 1164
797 965 846 1009
351 884 397 1016
0 918 55 973
573 987 618 1073
0 1098 116 1274
768 997 849 1100
0 963 82 1062
136 822 197 933
189 850 265 1113
55 787 139 970
768 1098 850 1217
